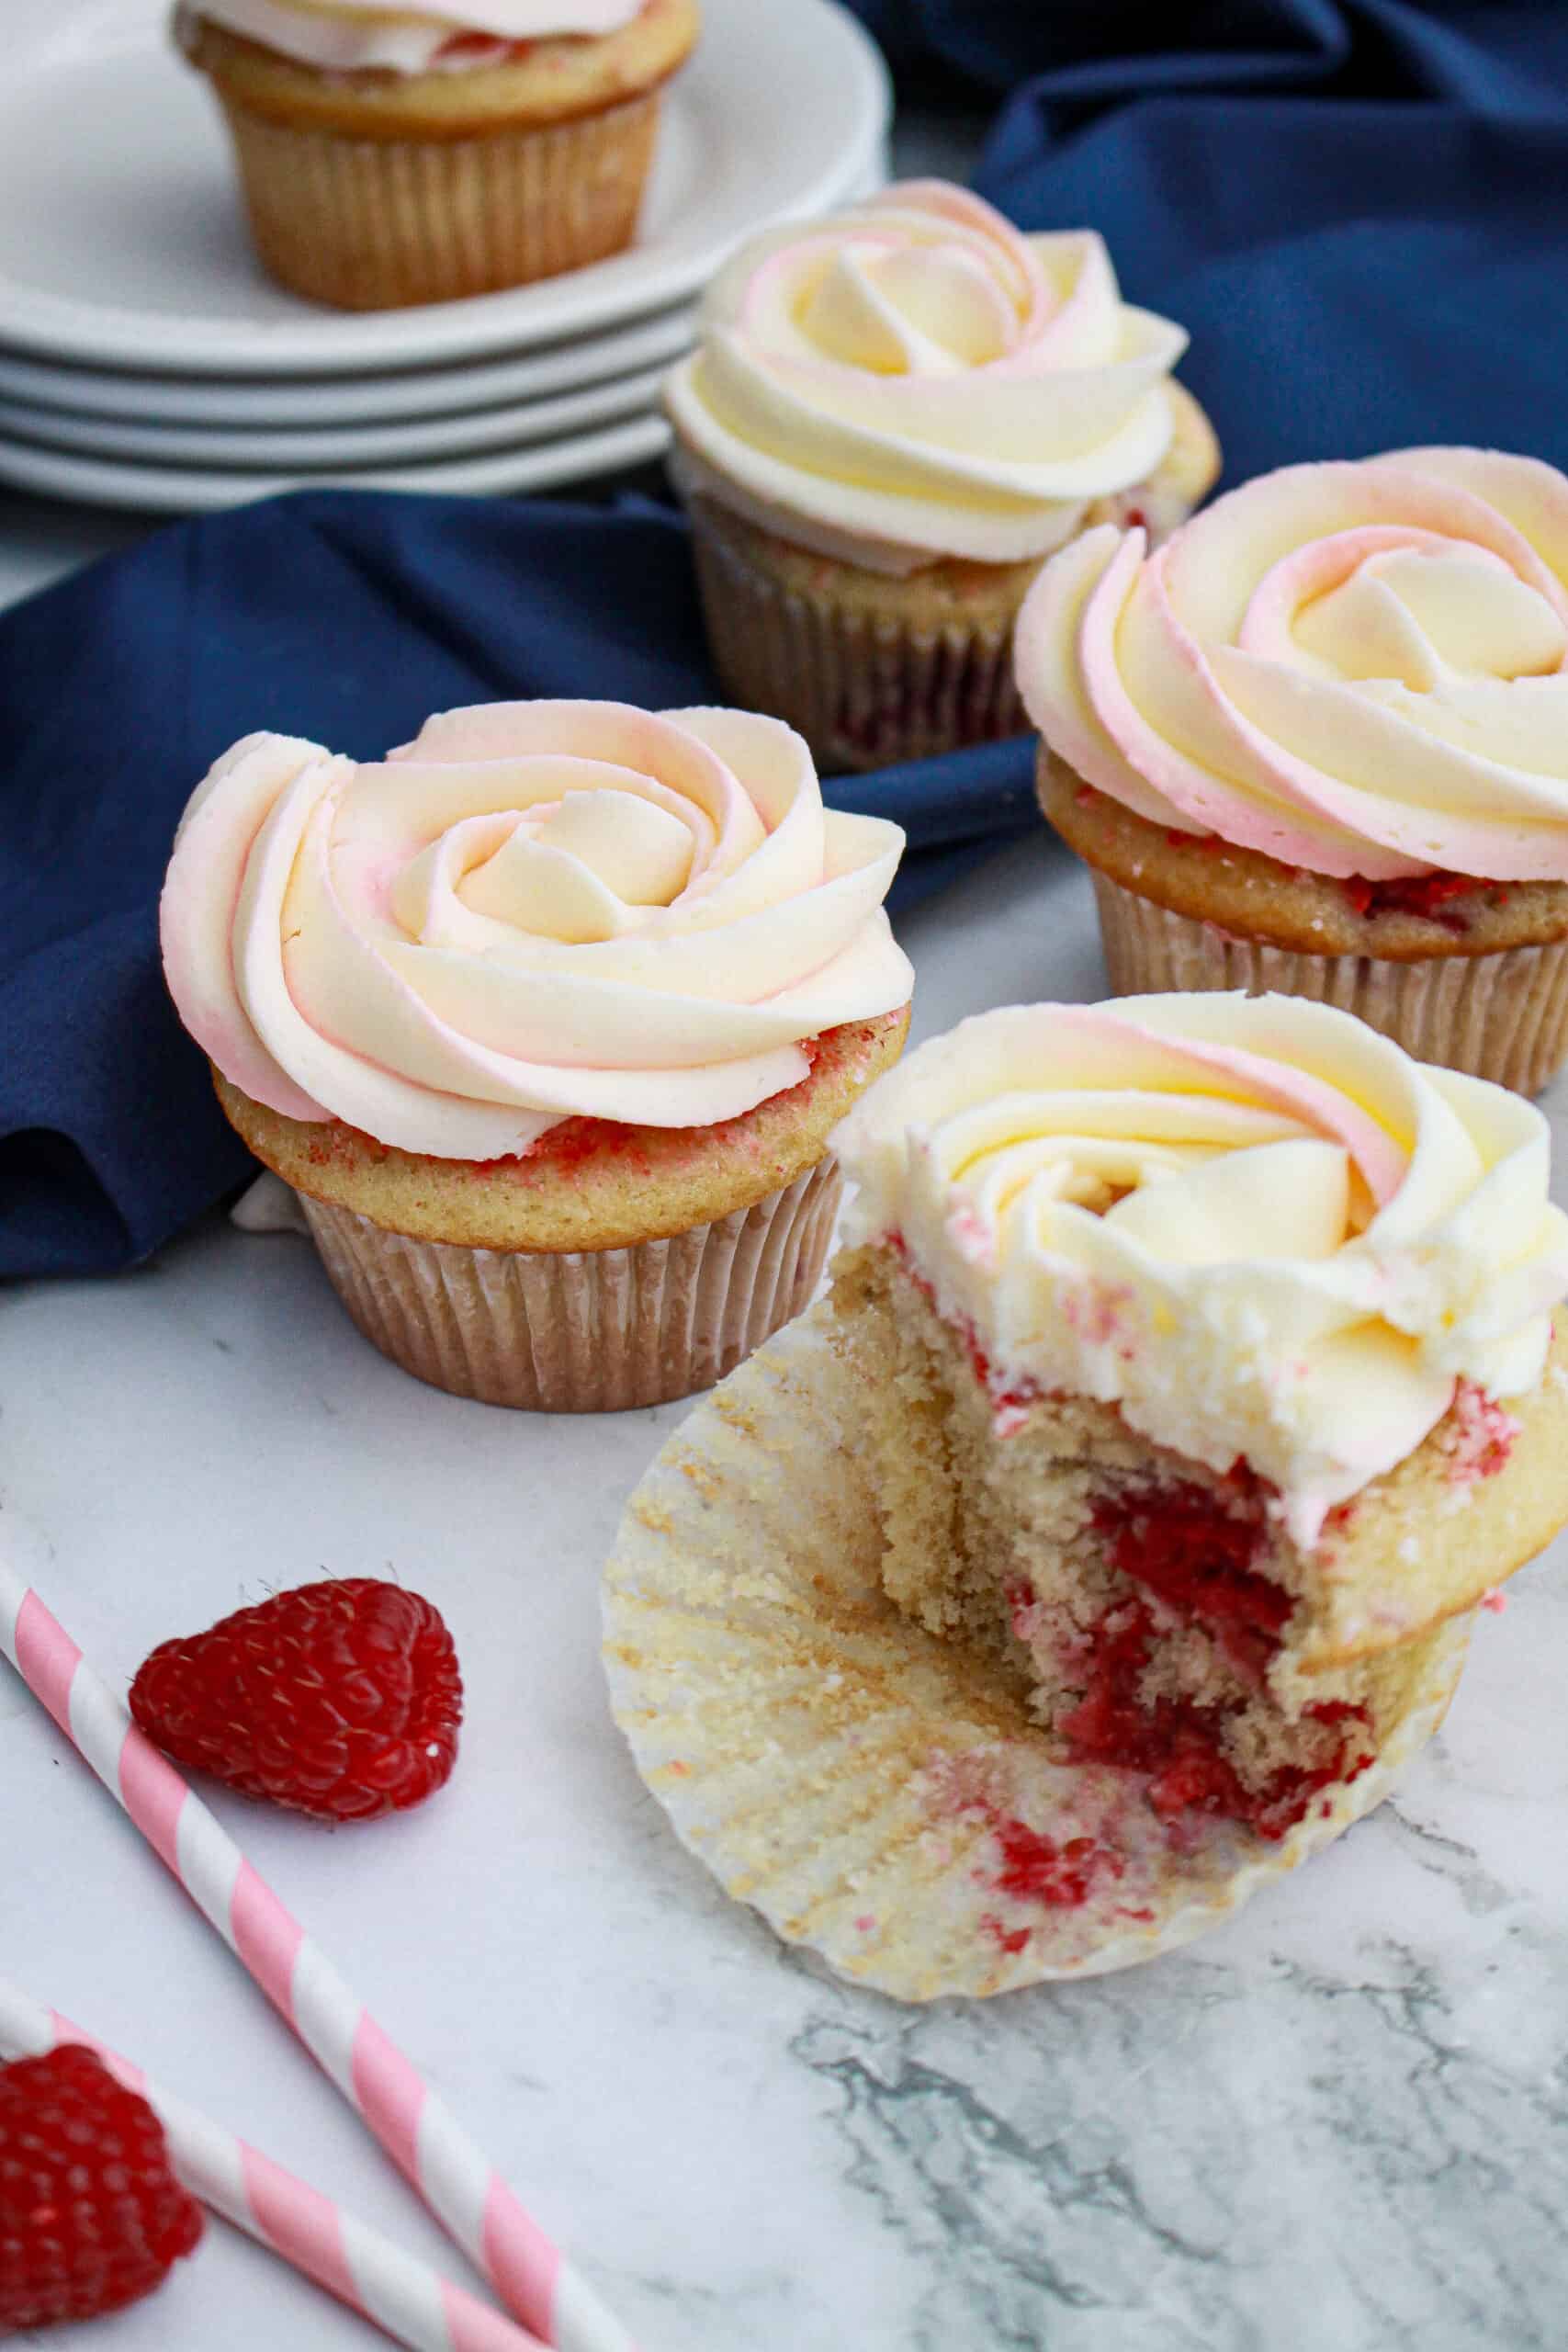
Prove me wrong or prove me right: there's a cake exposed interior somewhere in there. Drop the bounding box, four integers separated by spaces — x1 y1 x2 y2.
832 1241 1457 1847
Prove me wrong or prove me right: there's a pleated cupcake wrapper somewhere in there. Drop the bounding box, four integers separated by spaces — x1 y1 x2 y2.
214 85 660 311
298 1156 840 1413
1091 870 1568 1097
603 1304 1472 2000
687 503 1027 775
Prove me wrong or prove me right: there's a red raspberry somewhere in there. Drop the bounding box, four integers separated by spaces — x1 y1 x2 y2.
0 2044 203 2331
130 1579 463 1823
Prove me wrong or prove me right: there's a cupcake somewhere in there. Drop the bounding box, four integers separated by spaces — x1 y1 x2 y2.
606 993 1568 1996
663 180 1219 774
160 700 911 1410
1017 447 1568 1095
175 0 699 311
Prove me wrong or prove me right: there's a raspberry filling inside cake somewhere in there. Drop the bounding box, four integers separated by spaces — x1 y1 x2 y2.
833 1242 1400 1846
1337 870 1509 928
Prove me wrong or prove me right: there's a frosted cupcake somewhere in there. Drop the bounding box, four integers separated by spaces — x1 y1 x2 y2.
823 994 1568 1973
605 992 1568 1995
175 0 699 310
1018 447 1568 1094
160 700 911 1410
664 180 1219 774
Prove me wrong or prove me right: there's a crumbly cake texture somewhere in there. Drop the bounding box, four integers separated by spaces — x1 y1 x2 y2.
602 1303 1472 1996
831 1241 1568 1840
180 0 700 133
214 1008 908 1251
681 385 1221 775
1040 757 1568 961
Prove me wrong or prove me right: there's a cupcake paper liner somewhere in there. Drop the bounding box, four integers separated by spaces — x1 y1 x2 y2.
1091 870 1568 1096
602 1305 1472 1999
297 1157 840 1412
687 505 1026 775
214 86 661 311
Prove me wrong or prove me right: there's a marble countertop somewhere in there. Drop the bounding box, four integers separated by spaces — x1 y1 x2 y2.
6 816 1568 2352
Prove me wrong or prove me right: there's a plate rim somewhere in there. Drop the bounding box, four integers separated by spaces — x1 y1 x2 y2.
0 358 671 469
0 408 673 514
0 304 700 427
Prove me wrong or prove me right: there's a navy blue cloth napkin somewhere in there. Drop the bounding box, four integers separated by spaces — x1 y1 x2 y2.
0 491 1032 1281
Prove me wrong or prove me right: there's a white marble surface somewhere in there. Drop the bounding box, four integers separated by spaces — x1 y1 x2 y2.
5 828 1568 2352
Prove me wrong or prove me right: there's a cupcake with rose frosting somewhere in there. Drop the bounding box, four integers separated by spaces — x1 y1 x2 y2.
160 700 911 1410
663 180 1220 774
175 0 698 311
1018 447 1568 1094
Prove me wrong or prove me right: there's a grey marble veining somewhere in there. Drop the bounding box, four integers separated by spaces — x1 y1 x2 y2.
779 1896 1568 2352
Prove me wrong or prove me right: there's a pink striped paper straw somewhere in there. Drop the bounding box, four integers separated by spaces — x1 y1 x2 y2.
0 1556 636 2352
0 1976 546 2352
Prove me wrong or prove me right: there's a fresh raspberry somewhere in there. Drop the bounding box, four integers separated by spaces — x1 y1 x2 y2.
0 2044 203 2332
130 1579 463 1823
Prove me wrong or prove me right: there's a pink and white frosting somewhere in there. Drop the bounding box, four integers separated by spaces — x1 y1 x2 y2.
181 0 644 74
665 181 1190 577
1016 447 1568 881
160 701 911 1160
835 992 1568 1546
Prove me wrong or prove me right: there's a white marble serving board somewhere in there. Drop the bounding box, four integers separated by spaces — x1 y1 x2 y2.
5 835 1568 2352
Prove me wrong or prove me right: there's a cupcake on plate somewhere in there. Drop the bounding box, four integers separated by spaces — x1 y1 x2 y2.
1018 447 1568 1094
664 180 1220 774
160 700 911 1410
605 993 1568 1996
175 0 699 310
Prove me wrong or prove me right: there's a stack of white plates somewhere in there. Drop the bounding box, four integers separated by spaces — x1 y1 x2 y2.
0 0 889 514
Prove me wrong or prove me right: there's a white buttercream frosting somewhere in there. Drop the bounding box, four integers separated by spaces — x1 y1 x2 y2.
665 180 1190 576
835 992 1568 1547
184 0 643 74
1015 447 1568 881
161 702 911 1160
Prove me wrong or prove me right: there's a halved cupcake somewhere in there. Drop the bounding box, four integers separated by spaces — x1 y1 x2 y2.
160 700 910 1409
831 992 1568 1857
604 991 1568 1996
175 0 699 310
1017 447 1568 1094
665 180 1219 773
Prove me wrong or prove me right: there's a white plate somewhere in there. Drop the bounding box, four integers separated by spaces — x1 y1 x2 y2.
0 0 889 377
0 410 673 514
0 304 699 428
0 360 670 469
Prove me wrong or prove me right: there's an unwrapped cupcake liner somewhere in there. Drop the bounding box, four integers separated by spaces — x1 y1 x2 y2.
602 1305 1472 1999
297 1157 840 1412
214 86 660 311
687 504 1027 775
1091 870 1568 1096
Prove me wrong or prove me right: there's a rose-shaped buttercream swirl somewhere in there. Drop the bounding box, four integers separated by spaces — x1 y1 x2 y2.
1017 447 1568 880
664 180 1190 576
837 992 1568 1546
161 701 911 1160
184 0 644 74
